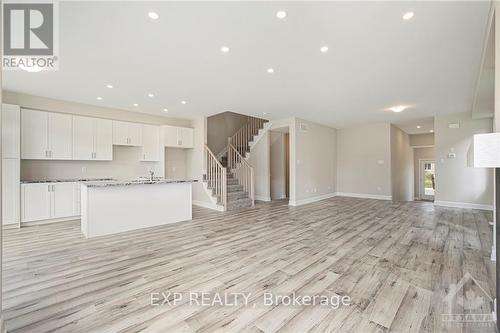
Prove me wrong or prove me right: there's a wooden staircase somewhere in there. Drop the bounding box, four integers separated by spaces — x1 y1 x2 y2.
204 116 267 211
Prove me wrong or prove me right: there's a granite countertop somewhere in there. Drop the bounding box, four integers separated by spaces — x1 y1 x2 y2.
21 178 114 184
81 179 198 188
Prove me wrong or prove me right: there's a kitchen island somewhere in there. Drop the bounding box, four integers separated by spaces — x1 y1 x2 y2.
80 179 195 238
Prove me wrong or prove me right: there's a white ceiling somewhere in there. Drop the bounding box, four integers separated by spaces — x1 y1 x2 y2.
3 1 491 128
394 117 434 135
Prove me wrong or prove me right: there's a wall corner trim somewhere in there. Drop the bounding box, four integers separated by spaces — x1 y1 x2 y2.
192 200 224 211
288 193 337 206
434 200 493 211
255 195 271 202
335 192 393 201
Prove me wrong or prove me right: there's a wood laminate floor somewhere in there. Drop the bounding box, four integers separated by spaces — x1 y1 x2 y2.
2 197 497 333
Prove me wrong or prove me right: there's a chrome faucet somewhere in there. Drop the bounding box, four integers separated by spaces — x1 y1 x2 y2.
149 170 155 181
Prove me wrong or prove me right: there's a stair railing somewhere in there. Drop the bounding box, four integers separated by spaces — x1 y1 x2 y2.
230 117 266 156
227 139 255 206
205 145 227 211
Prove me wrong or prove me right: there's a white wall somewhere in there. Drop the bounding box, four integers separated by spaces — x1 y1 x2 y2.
435 111 494 209
248 130 271 201
291 118 336 204
186 116 213 206
337 123 392 199
207 112 249 156
270 131 287 200
390 125 413 202
413 147 436 199
165 148 187 179
410 133 434 146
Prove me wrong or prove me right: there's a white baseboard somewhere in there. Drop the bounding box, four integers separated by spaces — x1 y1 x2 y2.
193 200 224 212
255 195 271 202
335 192 392 201
289 193 337 206
21 216 80 226
434 200 493 211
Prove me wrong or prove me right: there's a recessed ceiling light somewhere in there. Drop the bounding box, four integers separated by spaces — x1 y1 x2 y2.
221 46 230 53
96 97 103 101
276 11 287 19
148 93 154 98
181 100 187 105
403 12 414 20
416 125 421 129
320 46 329 53
163 108 168 112
106 84 113 89
389 105 407 113
133 103 138 107
430 129 434 133
267 68 275 74
148 12 159 20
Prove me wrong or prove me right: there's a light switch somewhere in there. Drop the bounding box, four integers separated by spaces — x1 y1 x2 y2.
377 160 384 165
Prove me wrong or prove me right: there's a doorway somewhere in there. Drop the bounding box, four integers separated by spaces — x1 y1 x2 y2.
419 160 436 201
270 129 290 200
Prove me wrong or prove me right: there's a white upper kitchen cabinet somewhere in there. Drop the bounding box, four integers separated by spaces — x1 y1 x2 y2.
21 109 72 160
178 127 194 148
2 104 20 159
163 126 194 148
73 116 94 160
73 116 112 160
94 118 113 160
141 124 160 161
113 121 142 146
164 125 179 147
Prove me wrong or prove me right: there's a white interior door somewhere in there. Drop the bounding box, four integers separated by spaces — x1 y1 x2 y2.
419 160 436 201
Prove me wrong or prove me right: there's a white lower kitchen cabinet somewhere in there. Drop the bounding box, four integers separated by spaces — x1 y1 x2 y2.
2 159 20 225
52 183 77 219
21 182 80 223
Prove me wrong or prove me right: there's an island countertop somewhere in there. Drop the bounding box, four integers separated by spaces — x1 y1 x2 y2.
81 179 198 188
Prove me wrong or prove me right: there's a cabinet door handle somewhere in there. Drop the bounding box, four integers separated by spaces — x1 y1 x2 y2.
45 150 49 158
